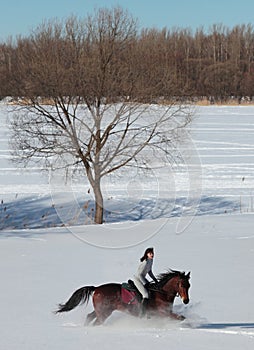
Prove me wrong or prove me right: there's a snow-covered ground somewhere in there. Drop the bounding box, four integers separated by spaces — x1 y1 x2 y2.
1 104 254 349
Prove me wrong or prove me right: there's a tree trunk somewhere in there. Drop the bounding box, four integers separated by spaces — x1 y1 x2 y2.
93 181 104 224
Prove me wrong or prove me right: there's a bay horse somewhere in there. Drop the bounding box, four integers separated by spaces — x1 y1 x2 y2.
55 269 190 325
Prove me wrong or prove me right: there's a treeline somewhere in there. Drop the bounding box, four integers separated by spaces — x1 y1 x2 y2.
1 7 254 102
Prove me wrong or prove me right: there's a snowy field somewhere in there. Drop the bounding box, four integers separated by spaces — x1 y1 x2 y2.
1 104 254 349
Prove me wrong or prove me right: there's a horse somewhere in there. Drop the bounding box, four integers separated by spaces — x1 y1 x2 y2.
55 269 191 325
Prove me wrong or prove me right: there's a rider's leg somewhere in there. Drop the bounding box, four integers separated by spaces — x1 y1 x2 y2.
133 277 149 317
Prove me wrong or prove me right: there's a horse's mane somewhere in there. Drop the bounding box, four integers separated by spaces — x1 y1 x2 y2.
156 269 186 287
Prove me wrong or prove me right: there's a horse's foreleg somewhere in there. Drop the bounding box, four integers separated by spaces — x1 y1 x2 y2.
160 308 185 320
169 312 185 321
156 308 185 320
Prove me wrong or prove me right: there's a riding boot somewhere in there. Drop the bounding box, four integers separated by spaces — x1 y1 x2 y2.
140 298 148 318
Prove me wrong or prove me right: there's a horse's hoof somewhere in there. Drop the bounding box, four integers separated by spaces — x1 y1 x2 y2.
177 315 185 321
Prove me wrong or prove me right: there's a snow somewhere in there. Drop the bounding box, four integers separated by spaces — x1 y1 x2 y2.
1 104 254 349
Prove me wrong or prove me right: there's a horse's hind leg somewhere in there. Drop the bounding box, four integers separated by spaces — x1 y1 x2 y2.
85 309 112 326
93 308 113 325
85 310 97 325
93 312 111 325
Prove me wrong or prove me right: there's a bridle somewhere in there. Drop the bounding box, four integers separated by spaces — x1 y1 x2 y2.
150 276 188 300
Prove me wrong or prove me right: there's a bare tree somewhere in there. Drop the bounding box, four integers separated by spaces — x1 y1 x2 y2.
0 41 15 98
9 7 192 224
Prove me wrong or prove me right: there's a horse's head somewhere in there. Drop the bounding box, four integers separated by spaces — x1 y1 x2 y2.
177 271 191 304
157 269 190 304
157 269 191 305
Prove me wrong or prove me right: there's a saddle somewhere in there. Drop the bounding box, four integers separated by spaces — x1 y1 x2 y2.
121 279 143 305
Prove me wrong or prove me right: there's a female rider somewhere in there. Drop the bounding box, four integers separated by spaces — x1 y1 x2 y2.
133 247 158 316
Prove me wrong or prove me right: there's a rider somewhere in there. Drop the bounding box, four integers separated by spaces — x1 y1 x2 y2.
133 247 158 316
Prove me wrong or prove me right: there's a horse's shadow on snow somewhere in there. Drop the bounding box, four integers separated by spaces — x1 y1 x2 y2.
198 322 254 329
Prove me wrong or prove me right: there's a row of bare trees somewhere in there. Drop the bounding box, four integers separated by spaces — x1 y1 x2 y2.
2 18 254 100
137 23 254 99
0 12 171 102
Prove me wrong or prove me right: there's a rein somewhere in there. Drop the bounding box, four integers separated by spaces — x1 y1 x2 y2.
150 279 181 299
149 285 180 299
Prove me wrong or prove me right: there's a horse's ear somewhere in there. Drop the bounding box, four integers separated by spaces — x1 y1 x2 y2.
186 272 191 279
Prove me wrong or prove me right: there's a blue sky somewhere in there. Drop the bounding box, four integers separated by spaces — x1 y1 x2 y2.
1 0 254 41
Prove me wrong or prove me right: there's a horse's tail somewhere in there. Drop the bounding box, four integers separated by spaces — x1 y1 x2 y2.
55 286 96 313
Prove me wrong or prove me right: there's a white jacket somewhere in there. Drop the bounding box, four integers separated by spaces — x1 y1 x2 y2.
134 258 157 284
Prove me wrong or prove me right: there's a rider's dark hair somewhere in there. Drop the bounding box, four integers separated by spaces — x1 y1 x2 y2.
140 247 154 262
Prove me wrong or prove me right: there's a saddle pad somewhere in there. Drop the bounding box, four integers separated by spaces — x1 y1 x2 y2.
121 287 138 305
